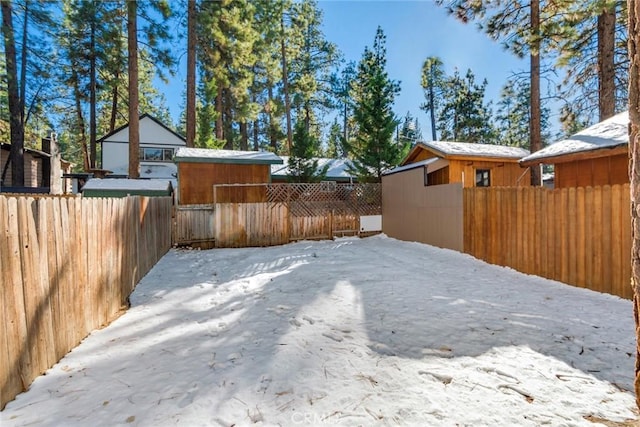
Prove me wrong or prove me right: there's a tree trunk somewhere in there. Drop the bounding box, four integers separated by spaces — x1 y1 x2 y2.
89 18 97 169
223 89 233 150
186 0 196 147
127 0 139 178
529 0 542 186
598 6 616 121
72 68 90 172
267 84 277 152
627 0 640 410
240 121 248 150
2 0 24 186
429 83 437 141
281 16 292 154
215 88 223 141
252 119 259 151
110 76 118 133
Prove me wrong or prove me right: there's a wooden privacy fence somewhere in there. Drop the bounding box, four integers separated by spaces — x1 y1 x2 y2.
464 185 632 299
0 195 172 410
173 183 382 248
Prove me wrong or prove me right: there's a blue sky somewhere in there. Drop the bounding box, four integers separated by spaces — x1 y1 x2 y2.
163 1 532 140
318 0 529 137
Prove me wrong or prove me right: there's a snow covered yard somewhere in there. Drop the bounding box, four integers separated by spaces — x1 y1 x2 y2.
1 235 638 426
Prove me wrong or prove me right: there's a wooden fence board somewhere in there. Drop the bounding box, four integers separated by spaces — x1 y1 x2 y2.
1 195 172 410
462 184 631 299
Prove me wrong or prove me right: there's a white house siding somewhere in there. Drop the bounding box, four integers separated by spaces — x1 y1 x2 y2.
101 116 186 180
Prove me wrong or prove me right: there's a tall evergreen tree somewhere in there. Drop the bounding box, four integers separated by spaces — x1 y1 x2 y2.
420 56 445 141
437 68 495 143
288 119 327 182
495 77 550 148
439 0 561 184
348 27 405 182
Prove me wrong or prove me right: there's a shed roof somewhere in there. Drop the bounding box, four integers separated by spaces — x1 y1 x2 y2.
383 157 449 176
82 178 172 192
272 156 355 181
174 147 283 165
402 141 529 166
520 111 628 166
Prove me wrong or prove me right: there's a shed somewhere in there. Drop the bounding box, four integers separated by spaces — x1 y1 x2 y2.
173 147 283 204
271 156 356 183
82 178 173 198
389 141 530 188
520 111 628 189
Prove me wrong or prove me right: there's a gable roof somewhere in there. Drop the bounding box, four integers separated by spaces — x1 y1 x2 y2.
97 113 186 144
402 141 529 166
271 156 356 181
173 147 283 165
520 111 628 166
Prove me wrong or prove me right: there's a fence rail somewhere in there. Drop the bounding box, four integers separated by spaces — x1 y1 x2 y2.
463 185 632 299
1 195 172 410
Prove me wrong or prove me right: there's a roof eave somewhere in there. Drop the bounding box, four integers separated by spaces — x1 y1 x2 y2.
174 157 283 165
519 143 628 167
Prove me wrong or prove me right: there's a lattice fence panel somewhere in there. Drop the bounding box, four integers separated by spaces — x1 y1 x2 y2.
266 183 381 217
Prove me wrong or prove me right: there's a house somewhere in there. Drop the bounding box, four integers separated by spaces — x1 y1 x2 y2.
0 138 73 193
386 140 531 187
520 111 628 189
173 147 283 205
99 114 186 186
82 178 173 198
270 156 357 183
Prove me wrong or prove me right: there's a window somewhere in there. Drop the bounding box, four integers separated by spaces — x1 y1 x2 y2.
139 147 174 162
475 169 490 187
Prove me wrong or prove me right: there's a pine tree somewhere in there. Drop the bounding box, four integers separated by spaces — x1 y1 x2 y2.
288 119 327 182
397 111 422 145
438 68 495 143
325 119 343 158
495 77 551 148
348 27 406 183
420 56 445 141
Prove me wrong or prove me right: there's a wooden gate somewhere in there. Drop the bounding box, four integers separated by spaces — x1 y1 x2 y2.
173 204 215 247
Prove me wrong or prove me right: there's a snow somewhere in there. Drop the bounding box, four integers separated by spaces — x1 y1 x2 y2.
1 235 636 426
174 147 282 165
384 157 446 176
272 156 356 181
520 111 629 164
82 178 172 192
419 140 530 159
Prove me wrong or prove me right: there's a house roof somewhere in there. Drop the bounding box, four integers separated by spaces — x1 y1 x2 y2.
97 113 186 144
1 142 50 158
520 111 629 166
271 156 356 181
173 147 283 165
402 141 529 166
82 178 173 192
383 157 449 176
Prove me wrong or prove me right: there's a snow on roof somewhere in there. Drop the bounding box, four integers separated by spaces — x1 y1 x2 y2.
383 157 442 176
272 156 356 180
82 178 172 192
173 147 282 165
520 111 629 164
420 140 530 159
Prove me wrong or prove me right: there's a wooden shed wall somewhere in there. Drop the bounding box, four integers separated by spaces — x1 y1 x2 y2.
554 153 628 189
178 162 271 204
447 159 530 188
1 151 43 187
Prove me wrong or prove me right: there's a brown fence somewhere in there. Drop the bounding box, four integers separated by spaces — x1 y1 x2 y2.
173 183 381 248
464 185 632 299
1 195 172 410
